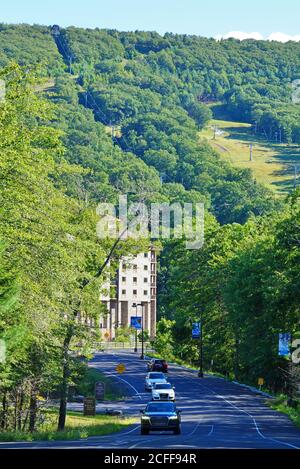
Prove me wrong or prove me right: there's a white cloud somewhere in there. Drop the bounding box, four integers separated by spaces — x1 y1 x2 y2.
215 31 263 41
215 31 300 43
267 32 300 43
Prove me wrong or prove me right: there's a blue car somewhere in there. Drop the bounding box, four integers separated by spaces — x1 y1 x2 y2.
140 401 182 435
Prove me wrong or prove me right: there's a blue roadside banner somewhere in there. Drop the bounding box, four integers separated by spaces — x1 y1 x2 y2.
192 322 201 339
278 333 291 356
131 316 142 330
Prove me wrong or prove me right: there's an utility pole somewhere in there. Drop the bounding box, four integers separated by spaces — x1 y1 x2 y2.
294 165 299 189
213 125 217 140
110 121 114 158
198 317 204 378
69 56 73 74
249 144 253 161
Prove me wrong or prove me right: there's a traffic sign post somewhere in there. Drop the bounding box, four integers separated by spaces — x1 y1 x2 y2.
83 397 96 416
115 363 126 374
95 381 105 400
258 377 264 390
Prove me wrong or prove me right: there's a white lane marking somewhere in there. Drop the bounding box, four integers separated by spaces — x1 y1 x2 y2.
104 371 142 400
185 422 201 437
129 439 150 449
196 380 300 449
115 424 140 436
207 425 214 437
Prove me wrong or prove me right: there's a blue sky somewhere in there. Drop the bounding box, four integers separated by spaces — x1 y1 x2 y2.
1 0 300 39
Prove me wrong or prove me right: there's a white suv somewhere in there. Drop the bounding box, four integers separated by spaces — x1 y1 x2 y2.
144 372 167 391
152 382 175 401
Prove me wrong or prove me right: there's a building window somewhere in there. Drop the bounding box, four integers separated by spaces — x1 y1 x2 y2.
151 275 155 284
122 276 126 282
144 277 148 283
151 264 155 272
144 265 148 271
133 264 137 270
133 289 137 296
122 289 126 295
122 264 126 271
144 253 148 258
144 290 148 296
133 277 137 283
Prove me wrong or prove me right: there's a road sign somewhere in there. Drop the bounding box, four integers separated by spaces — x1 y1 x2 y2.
258 378 264 386
130 316 142 330
115 363 126 374
192 322 201 339
279 333 291 356
83 397 96 416
95 381 105 400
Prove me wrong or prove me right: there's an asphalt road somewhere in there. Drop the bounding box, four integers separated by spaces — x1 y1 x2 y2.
1 350 300 449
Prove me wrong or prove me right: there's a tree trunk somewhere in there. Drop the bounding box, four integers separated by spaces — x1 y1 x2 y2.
17 392 24 431
57 325 73 431
13 392 18 431
0 392 7 429
57 358 69 431
29 387 37 432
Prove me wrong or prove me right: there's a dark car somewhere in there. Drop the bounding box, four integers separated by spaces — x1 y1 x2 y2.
147 358 168 373
140 401 181 435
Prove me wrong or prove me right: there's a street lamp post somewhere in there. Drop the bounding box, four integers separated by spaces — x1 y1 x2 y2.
198 322 203 378
132 303 138 353
197 313 203 378
140 304 145 360
132 302 143 354
134 303 138 352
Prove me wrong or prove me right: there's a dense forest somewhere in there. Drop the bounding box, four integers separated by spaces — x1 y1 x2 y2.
0 24 299 435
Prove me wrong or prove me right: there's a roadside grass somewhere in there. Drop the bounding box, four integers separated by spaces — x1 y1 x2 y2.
0 410 136 442
200 118 300 195
268 395 300 429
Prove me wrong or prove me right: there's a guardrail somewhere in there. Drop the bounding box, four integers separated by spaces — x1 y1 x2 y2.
97 341 154 351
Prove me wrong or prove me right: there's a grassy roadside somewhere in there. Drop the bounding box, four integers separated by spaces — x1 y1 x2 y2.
0 367 134 442
0 410 136 442
268 395 300 429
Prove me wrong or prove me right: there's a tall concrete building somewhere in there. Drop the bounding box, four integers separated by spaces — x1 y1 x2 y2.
100 248 157 339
